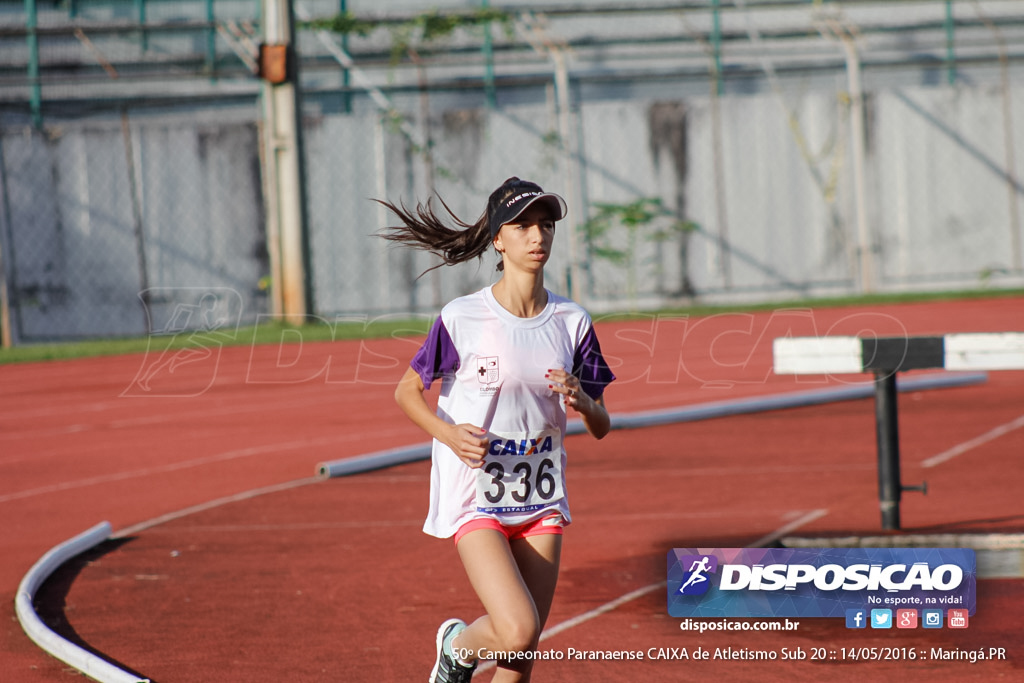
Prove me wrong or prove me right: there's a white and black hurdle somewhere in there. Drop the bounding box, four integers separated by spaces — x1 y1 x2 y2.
774 332 1024 531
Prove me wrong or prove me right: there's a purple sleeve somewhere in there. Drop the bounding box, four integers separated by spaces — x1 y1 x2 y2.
573 326 616 400
410 316 460 389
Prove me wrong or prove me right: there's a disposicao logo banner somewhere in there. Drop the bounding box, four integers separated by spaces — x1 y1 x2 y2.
667 548 976 618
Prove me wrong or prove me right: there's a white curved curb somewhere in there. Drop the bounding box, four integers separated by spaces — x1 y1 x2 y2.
15 521 150 683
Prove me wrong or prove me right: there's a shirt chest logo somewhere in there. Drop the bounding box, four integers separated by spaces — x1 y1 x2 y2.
476 356 499 385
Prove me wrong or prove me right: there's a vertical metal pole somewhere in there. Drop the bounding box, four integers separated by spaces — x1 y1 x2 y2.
482 0 496 108
121 110 152 335
839 30 873 293
517 19 579 298
980 10 1023 273
261 0 311 322
340 0 351 113
874 371 902 530
26 0 42 129
0 136 19 347
1000 60 1023 274
552 48 581 302
0 194 9 348
944 0 956 85
707 0 731 290
708 0 731 289
709 79 731 290
711 0 723 96
373 115 390 310
206 0 216 75
135 0 148 52
0 245 10 347
407 48 441 308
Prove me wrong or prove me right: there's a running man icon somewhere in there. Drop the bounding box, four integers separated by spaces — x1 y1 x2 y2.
678 555 717 595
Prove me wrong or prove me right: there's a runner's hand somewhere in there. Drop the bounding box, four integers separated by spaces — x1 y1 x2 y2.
443 424 489 469
546 368 589 413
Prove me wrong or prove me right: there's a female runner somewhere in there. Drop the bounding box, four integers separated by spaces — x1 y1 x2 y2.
382 177 615 682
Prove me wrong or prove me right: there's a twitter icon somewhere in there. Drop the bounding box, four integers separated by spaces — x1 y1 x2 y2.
870 609 893 629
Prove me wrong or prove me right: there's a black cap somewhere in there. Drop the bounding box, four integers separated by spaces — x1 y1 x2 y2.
488 178 567 238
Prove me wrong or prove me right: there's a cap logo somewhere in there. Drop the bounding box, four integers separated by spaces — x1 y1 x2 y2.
506 191 541 207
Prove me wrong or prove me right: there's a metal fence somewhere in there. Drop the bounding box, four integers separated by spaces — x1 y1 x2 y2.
2 0 1024 343
0 106 267 341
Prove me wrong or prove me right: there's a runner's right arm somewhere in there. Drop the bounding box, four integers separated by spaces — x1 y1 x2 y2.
395 366 488 468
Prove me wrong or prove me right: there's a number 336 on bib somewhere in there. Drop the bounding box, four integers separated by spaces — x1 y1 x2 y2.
475 430 563 513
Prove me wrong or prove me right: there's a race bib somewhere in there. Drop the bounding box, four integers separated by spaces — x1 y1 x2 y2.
475 429 564 514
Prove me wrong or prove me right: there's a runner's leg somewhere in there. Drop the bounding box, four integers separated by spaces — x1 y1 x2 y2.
495 533 562 681
452 530 562 682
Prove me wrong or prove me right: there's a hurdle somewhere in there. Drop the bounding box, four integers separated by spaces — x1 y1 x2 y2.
774 333 1024 531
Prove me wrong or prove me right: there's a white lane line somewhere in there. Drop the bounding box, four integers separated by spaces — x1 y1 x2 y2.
1 421 422 502
749 508 829 548
113 478 321 538
476 508 828 674
140 519 423 534
0 437 345 504
0 392 350 443
473 582 665 676
921 414 1024 468
539 582 666 643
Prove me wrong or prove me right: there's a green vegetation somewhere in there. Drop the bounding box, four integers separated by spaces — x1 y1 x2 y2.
305 8 514 62
306 8 512 40
0 316 432 365
2 288 1022 366
579 198 697 308
591 287 1024 324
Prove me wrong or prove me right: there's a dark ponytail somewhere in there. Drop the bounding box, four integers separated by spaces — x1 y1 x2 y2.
377 177 554 274
376 194 494 273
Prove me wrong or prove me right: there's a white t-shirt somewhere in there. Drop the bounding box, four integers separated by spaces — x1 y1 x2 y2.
410 285 615 539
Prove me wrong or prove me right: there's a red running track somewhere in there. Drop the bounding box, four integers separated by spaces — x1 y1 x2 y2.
1 296 1023 681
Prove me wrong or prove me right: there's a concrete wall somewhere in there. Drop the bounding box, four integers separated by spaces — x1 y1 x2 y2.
2 82 1022 340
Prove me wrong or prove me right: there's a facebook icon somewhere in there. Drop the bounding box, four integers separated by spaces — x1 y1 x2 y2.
846 609 867 629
